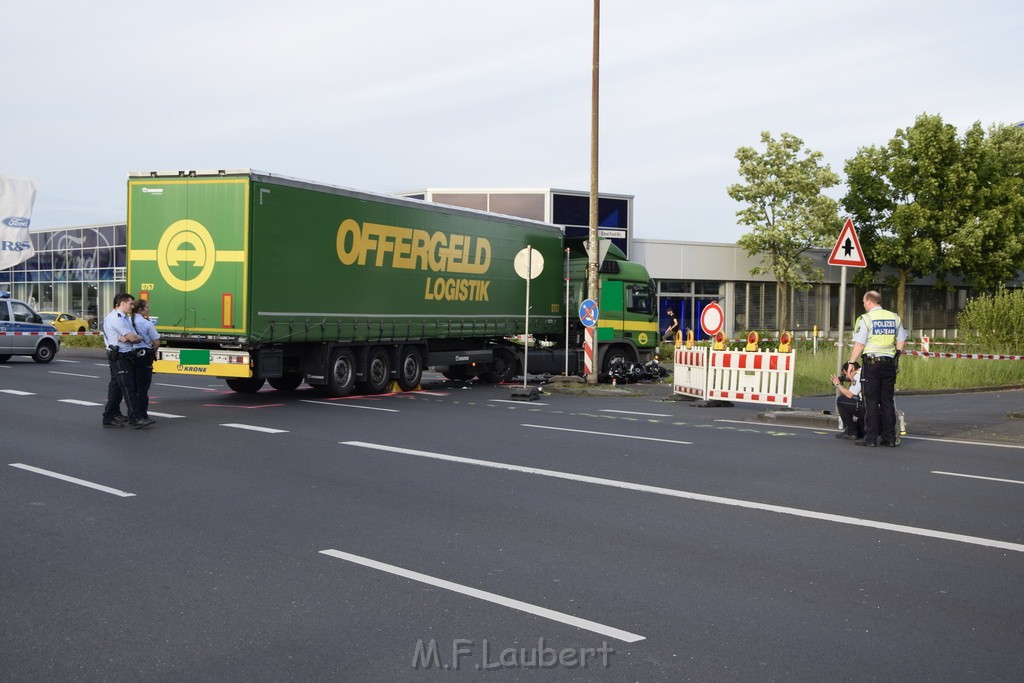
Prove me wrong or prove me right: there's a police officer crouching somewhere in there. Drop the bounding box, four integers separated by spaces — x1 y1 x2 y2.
101 293 154 429
848 290 907 447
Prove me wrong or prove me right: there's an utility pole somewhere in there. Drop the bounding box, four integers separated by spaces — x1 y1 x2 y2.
587 0 600 385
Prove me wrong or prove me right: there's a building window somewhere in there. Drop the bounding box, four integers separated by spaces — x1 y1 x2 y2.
488 193 545 221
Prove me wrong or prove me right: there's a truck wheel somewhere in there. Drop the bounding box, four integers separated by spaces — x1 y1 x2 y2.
0 354 11 363
601 346 634 379
323 347 356 397
226 377 266 393
358 346 392 394
396 348 423 392
32 341 57 363
268 373 303 391
482 347 517 383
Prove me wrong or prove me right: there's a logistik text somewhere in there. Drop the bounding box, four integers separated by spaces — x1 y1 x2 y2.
336 219 491 302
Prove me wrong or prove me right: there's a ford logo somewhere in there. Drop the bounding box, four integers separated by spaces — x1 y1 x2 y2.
2 217 31 228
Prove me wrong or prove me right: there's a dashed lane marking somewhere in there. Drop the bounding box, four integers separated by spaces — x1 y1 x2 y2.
9 463 136 498
932 471 1024 486
522 424 693 445
49 371 101 379
319 549 645 643
600 409 672 417
220 423 288 434
301 400 399 413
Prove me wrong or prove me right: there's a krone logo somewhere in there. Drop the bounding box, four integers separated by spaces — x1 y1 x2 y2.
132 220 244 292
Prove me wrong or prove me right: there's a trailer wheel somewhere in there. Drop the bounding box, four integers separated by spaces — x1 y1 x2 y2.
323 347 356 397
226 377 266 393
396 348 423 392
268 373 303 391
358 346 392 394
482 347 517 383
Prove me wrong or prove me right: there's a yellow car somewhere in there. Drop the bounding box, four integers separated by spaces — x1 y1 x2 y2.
38 311 90 333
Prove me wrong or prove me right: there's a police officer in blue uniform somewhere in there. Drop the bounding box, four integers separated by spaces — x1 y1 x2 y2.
130 298 160 422
848 290 907 447
101 293 153 428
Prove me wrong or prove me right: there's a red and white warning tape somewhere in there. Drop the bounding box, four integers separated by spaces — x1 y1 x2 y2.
903 350 1024 361
0 331 102 336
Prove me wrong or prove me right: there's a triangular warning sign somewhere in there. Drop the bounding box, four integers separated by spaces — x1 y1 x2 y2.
828 218 867 268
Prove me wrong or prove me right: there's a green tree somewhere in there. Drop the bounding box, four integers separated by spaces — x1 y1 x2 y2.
842 113 966 319
944 123 1024 292
728 131 840 335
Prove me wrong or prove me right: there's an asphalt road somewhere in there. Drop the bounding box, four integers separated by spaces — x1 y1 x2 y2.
3 349 1023 681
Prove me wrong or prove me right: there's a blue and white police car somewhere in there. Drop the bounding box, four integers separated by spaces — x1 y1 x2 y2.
0 292 60 363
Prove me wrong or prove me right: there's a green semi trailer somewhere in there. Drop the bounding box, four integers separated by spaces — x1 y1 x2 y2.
126 170 657 396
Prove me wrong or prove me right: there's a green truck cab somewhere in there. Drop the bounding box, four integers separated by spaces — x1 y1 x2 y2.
127 170 656 396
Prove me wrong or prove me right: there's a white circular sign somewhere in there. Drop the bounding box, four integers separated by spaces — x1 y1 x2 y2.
514 247 544 280
700 302 724 336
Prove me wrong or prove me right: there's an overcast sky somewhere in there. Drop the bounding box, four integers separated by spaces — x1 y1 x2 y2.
6 1 1022 243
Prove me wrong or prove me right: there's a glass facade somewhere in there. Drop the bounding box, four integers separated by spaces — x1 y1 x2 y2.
554 193 631 256
0 224 125 328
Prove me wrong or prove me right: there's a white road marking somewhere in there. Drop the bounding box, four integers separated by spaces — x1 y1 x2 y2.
9 463 136 498
220 423 288 434
59 399 103 406
490 399 550 405
148 411 186 419
715 419 1024 449
55 359 79 363
342 441 1024 554
319 549 645 643
522 424 692 445
49 371 100 379
301 400 399 413
0 389 34 396
156 383 219 392
932 471 1024 486
601 409 672 417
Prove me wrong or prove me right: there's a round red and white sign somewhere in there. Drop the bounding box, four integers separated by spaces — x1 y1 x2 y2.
699 302 724 336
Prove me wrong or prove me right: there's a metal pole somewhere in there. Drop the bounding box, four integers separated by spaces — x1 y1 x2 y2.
564 247 570 376
586 0 600 385
835 265 847 413
524 245 531 388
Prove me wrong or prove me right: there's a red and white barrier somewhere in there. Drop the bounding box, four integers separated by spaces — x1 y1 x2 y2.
706 349 795 407
674 347 796 407
672 347 708 399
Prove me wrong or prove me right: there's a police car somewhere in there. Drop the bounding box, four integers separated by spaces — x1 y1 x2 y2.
0 292 60 363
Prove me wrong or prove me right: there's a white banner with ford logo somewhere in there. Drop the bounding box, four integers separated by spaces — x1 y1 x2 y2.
0 176 38 271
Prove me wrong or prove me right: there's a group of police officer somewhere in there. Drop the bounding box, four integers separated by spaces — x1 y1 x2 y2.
101 293 160 429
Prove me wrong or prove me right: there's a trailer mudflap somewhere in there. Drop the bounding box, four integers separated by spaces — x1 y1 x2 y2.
154 348 253 378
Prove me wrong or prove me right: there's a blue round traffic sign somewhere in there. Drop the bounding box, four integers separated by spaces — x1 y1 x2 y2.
579 299 599 328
